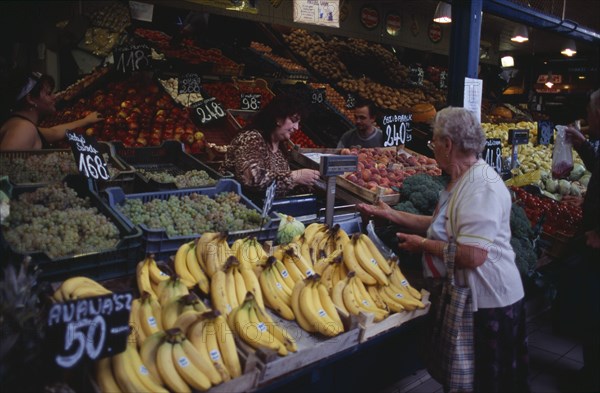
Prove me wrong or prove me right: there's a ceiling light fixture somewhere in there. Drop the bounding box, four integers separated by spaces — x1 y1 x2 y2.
545 72 554 88
501 56 515 68
561 39 577 56
510 25 529 43
433 2 452 24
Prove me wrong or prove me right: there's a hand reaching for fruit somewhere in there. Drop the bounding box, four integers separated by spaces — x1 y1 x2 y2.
83 111 104 125
291 168 320 186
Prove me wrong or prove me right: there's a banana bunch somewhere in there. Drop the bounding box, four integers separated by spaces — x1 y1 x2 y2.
313 249 347 291
136 255 171 299
95 341 168 393
290 276 345 337
173 240 210 294
229 293 297 356
211 256 264 317
52 276 111 301
130 292 163 345
231 236 268 274
279 245 315 283
161 292 209 330
343 233 391 286
156 275 190 307
331 273 389 322
258 256 296 320
195 232 233 278
369 261 425 313
298 223 350 264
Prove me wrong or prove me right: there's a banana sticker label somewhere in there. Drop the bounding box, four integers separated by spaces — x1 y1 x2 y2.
257 322 267 332
177 356 190 367
281 270 289 278
209 349 221 361
275 282 283 290
318 309 328 318
370 258 378 265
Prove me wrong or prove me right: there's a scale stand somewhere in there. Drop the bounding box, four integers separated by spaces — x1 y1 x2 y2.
319 155 358 227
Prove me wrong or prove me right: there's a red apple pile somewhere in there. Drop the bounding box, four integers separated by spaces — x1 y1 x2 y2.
339 147 441 193
40 73 205 153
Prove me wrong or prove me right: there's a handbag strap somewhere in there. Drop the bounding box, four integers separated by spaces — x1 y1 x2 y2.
443 239 458 285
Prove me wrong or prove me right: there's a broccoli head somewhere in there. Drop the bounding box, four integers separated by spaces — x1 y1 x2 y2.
510 203 533 239
511 236 537 276
393 200 420 214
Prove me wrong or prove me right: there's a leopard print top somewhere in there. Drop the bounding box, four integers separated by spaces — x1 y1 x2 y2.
220 130 295 197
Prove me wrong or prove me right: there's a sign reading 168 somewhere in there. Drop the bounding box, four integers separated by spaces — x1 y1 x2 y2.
79 154 110 180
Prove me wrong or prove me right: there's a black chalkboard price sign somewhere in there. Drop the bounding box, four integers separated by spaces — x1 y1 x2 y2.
311 88 326 104
47 292 133 368
113 44 151 74
382 113 413 147
178 73 202 94
240 93 262 111
262 180 277 219
191 97 227 125
537 121 554 145
65 131 110 181
483 138 502 174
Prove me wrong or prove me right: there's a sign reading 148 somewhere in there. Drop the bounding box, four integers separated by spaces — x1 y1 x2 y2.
382 113 412 147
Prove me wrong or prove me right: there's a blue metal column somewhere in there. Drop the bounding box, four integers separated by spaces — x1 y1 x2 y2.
448 0 483 106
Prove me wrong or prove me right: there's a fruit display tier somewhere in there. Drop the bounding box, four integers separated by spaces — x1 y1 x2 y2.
105 179 280 261
1 175 143 282
109 140 224 190
292 147 440 204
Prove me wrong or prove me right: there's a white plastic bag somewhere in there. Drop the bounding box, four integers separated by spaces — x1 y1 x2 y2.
552 125 574 179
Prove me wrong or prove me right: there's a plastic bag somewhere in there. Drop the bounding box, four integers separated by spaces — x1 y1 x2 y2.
552 125 574 179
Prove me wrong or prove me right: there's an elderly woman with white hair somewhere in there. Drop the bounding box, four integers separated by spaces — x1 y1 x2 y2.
357 107 529 392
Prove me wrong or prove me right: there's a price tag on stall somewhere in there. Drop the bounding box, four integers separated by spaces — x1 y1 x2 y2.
409 65 424 86
113 44 151 74
382 113 413 147
439 70 448 89
537 121 554 145
46 292 133 368
345 92 356 109
178 73 202 95
240 93 262 111
262 181 277 219
509 129 530 145
483 138 502 174
66 131 110 181
311 88 326 104
191 97 227 125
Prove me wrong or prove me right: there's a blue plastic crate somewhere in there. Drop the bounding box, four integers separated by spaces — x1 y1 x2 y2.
0 175 144 282
105 178 280 260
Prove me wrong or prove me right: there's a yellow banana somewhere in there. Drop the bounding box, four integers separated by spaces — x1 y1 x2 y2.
213 313 242 378
331 279 350 317
253 304 298 352
174 310 203 333
211 270 233 316
136 260 157 299
259 267 294 320
156 338 191 393
69 284 112 300
290 279 315 333
224 265 240 311
184 244 210 294
300 280 343 337
58 276 108 301
376 285 407 313
126 342 167 391
352 234 389 285
269 264 293 298
129 298 146 346
342 238 377 285
183 326 223 385
334 227 351 250
139 331 166 385
95 357 122 393
273 258 296 293
316 281 344 331
233 266 248 306
202 318 232 383
147 256 170 286
230 238 244 256
112 344 152 393
282 252 305 283
367 285 389 311
235 299 287 356
139 293 162 337
320 262 337 291
195 232 221 272
174 242 197 288
303 223 328 246
357 233 392 275
390 262 422 300
172 341 212 391
385 283 425 311
350 276 389 321
239 260 265 309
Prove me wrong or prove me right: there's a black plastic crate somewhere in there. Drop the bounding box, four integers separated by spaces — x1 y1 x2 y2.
0 142 135 188
109 140 225 190
104 178 280 261
0 175 144 283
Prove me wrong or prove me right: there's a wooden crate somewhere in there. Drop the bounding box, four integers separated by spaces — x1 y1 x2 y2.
358 289 431 343
235 309 361 386
335 175 400 205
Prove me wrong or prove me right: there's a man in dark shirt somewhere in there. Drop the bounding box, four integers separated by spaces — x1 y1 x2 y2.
337 99 383 148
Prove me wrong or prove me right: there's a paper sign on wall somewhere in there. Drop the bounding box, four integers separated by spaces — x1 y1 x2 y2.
129 1 154 22
464 77 483 123
293 0 340 28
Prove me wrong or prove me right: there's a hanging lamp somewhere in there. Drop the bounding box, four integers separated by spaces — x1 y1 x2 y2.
433 2 452 24
510 24 529 43
561 39 577 56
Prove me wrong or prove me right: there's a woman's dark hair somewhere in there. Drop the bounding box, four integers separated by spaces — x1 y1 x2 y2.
8 69 55 111
246 93 307 141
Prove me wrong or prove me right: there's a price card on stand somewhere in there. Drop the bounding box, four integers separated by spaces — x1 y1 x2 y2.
191 97 227 125
409 65 424 86
66 132 110 181
345 92 356 109
311 88 326 104
262 181 277 219
113 44 151 74
483 138 502 173
509 129 530 145
537 121 554 145
240 93 262 111
382 113 413 147
46 292 133 368
178 73 202 95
